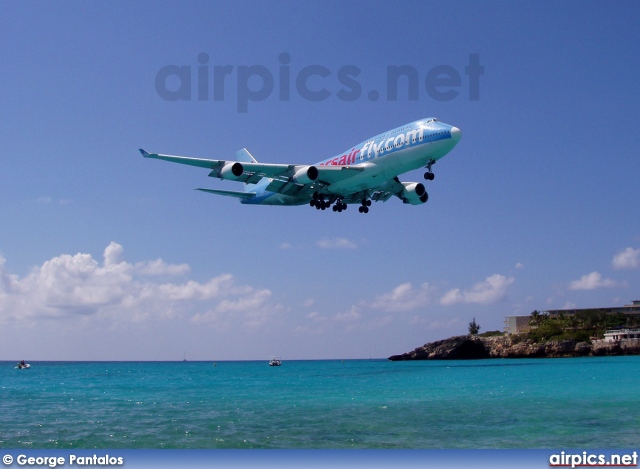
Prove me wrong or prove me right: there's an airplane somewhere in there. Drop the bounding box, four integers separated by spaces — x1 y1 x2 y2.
139 117 461 214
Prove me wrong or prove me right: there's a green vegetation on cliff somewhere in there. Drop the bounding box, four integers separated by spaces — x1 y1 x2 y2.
524 309 640 344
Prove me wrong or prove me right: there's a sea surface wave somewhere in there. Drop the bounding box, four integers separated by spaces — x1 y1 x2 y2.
2 357 638 448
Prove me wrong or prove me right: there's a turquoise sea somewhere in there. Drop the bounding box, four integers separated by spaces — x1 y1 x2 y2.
1 357 639 449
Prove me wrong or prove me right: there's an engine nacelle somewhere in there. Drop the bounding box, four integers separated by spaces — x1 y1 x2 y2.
292 165 319 184
401 182 428 205
220 162 244 179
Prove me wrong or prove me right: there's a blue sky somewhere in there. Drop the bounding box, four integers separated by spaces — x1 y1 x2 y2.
1 1 639 360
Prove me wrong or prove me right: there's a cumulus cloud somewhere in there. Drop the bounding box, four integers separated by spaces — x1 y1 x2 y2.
440 274 515 305
568 271 617 290
0 242 276 325
316 237 357 249
369 282 434 312
334 305 362 321
135 258 190 276
191 287 274 328
612 247 640 270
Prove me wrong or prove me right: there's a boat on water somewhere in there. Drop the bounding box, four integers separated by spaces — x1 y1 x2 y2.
269 356 282 366
16 361 30 369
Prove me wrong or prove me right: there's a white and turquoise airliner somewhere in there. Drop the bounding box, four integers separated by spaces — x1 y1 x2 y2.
139 118 461 214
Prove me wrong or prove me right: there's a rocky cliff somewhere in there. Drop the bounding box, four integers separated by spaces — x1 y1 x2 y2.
388 335 640 361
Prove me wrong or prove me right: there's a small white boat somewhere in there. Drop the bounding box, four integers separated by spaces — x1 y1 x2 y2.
269 356 282 366
16 362 30 369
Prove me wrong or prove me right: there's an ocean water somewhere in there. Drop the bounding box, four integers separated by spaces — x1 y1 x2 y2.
1 357 639 449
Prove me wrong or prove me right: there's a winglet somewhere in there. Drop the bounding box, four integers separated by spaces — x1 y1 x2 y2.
236 148 258 163
139 148 151 157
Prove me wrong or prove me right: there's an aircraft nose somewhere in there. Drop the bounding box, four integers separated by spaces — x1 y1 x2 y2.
450 126 461 143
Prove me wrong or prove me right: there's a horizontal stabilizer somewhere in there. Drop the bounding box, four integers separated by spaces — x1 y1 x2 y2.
195 188 256 199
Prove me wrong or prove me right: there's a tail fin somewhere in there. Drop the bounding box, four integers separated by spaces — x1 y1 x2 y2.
236 148 268 193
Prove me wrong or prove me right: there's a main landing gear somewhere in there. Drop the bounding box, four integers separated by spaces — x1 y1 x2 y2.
424 159 436 181
310 193 330 210
358 199 371 214
332 198 347 212
310 193 363 213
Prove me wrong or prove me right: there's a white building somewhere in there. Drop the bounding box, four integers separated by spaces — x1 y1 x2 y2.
601 329 640 343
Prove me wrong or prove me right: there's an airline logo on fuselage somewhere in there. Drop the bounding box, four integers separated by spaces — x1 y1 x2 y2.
318 124 428 166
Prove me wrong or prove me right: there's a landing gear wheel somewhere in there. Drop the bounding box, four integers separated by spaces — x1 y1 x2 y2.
424 159 436 181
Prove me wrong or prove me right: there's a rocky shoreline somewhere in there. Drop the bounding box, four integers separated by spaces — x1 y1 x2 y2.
388 335 640 361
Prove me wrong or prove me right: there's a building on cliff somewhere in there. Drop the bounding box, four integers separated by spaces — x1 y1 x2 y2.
600 328 640 343
504 300 640 334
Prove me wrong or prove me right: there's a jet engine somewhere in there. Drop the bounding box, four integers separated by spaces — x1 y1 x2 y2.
220 162 244 179
401 182 428 205
292 165 319 184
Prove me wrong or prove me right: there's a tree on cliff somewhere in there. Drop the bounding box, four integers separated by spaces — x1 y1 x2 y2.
529 310 541 327
468 317 481 336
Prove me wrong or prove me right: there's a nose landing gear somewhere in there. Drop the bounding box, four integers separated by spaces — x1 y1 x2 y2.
424 159 436 181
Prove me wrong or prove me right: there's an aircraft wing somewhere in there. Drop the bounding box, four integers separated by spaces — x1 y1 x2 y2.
361 177 407 203
139 149 364 195
264 164 365 197
139 149 287 179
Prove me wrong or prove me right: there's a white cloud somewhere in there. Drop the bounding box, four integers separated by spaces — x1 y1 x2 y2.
0 242 277 325
515 262 524 270
334 305 362 321
612 247 640 270
135 258 190 276
568 271 617 290
440 274 515 305
316 237 357 249
369 282 434 312
215 288 272 314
